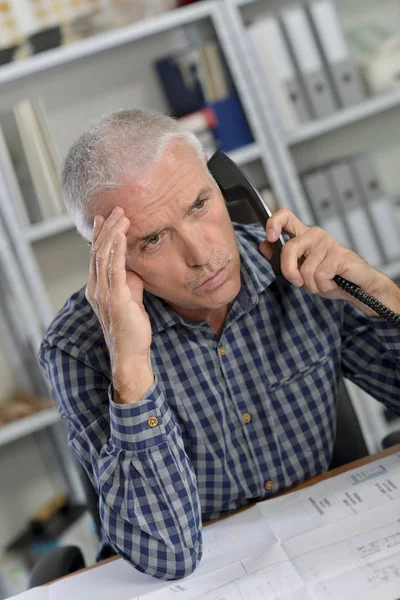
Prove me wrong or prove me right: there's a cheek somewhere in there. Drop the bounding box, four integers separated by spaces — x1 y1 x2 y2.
130 251 184 286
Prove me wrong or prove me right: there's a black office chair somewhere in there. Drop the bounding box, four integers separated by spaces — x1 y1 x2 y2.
29 461 116 588
329 377 400 468
329 377 369 469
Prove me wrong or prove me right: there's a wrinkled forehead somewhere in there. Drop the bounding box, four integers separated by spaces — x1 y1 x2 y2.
87 139 209 223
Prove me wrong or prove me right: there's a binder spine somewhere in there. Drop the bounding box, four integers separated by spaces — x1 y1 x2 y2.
279 6 339 120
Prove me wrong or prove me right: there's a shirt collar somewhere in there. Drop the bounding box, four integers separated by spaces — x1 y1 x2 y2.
143 224 277 334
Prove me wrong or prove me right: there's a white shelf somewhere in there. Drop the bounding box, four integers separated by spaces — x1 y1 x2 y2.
231 0 259 6
228 142 261 165
24 144 261 243
0 408 60 448
287 89 400 146
26 212 75 242
0 1 216 87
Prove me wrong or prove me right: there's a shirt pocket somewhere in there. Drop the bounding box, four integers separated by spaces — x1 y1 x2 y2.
261 328 337 391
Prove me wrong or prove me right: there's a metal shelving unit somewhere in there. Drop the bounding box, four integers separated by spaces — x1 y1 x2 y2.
0 0 217 87
0 3 284 573
225 0 400 455
0 409 59 448
287 88 400 146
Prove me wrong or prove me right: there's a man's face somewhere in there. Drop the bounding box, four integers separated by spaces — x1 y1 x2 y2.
93 140 241 317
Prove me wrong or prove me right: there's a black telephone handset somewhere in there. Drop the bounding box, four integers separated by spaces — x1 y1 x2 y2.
207 150 400 326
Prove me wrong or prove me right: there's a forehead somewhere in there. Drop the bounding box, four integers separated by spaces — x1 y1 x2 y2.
90 139 209 224
128 139 209 217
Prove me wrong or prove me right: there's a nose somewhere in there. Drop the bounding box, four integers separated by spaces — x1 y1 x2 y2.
181 229 213 267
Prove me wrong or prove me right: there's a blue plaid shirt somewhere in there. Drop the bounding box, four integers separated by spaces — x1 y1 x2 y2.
39 223 400 580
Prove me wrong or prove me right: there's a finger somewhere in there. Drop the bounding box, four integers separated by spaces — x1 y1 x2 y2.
86 215 105 300
299 245 329 294
92 214 105 245
95 215 130 293
93 206 124 251
266 208 309 243
108 233 126 293
259 240 273 260
110 233 146 306
313 247 343 294
281 229 325 286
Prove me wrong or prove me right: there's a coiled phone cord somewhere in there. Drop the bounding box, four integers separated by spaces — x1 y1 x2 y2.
333 275 400 325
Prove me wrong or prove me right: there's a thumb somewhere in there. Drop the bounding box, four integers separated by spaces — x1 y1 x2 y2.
259 240 273 260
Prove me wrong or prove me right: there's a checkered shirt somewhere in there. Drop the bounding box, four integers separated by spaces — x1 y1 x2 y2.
38 222 400 580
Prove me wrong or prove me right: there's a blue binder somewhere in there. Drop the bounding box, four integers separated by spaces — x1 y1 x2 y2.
154 55 205 118
209 92 254 152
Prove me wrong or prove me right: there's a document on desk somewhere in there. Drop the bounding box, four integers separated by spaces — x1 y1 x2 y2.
191 451 400 600
258 450 400 542
133 504 279 600
26 504 276 600
7 453 400 600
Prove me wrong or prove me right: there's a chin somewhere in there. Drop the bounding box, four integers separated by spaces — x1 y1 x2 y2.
205 270 241 306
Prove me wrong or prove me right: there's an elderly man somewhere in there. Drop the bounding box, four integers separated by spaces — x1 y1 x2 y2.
39 108 400 580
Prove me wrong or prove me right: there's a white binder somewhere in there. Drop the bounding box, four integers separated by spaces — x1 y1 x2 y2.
301 168 351 248
0 125 30 227
246 16 312 124
306 0 367 108
280 4 339 119
325 161 383 267
247 20 300 132
351 155 400 263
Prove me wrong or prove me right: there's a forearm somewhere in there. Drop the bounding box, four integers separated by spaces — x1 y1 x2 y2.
101 380 203 578
41 344 203 579
112 356 154 404
345 271 400 318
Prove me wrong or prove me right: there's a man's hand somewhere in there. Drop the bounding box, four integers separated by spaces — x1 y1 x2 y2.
259 208 400 317
86 206 154 403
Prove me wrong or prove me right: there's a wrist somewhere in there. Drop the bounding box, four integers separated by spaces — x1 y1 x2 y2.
350 273 400 318
112 357 154 404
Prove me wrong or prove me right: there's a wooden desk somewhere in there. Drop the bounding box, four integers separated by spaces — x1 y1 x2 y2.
53 443 400 583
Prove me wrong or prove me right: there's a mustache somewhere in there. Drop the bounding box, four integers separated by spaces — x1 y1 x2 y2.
185 252 233 292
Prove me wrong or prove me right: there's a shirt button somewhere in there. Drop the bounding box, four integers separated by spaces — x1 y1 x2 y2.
219 346 227 356
147 416 159 428
242 413 251 424
185 327 193 331
265 480 274 491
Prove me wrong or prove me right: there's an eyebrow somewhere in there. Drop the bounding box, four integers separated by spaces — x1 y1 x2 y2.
127 186 214 249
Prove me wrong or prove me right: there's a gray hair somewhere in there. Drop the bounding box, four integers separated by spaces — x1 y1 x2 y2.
61 108 207 241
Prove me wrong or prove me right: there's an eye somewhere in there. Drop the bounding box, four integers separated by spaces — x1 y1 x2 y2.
144 233 163 249
192 197 208 212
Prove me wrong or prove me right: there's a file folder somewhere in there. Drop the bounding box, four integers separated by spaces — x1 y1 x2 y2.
325 161 383 267
280 5 339 119
306 0 367 108
247 20 300 132
351 155 400 262
247 16 312 124
301 168 351 248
